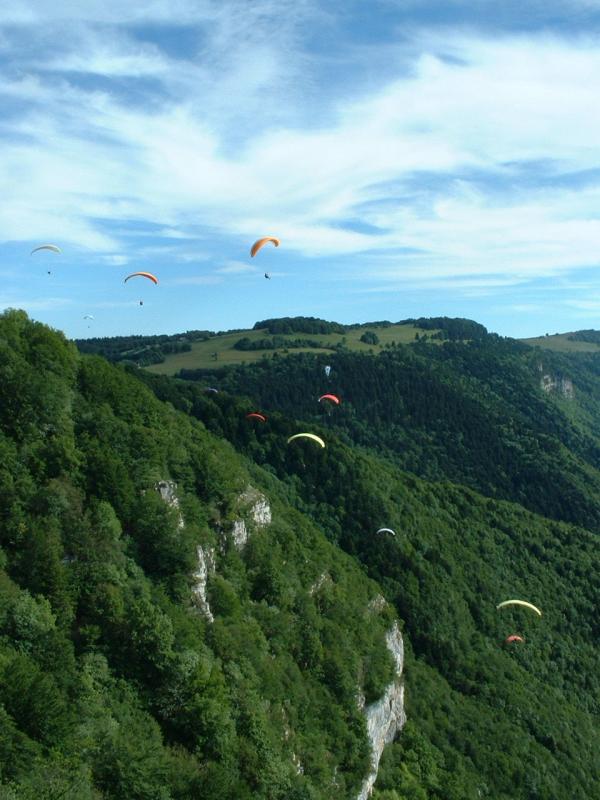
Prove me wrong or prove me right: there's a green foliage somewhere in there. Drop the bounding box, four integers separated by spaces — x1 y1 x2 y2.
7 307 600 798
360 331 380 345
253 317 347 335
76 332 209 366
567 328 600 344
0 310 394 799
139 326 600 799
401 316 488 340
234 336 328 351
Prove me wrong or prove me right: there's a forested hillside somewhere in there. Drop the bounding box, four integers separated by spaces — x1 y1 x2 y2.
171 334 600 533
3 311 600 799
0 310 396 799
138 332 600 799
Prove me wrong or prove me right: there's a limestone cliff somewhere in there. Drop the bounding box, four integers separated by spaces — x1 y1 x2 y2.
191 544 216 622
192 486 272 620
357 622 406 800
538 364 574 399
154 480 184 528
228 485 272 550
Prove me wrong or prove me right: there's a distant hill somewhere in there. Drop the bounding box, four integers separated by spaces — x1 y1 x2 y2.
521 330 600 352
75 316 487 374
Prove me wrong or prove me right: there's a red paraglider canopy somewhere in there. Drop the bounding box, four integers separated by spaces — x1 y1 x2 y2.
246 412 267 422
318 394 341 405
504 634 524 644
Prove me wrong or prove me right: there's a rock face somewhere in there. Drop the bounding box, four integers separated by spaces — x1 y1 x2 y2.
309 571 333 596
191 545 215 622
189 486 272 619
228 486 272 550
538 365 574 399
155 480 184 528
357 622 406 800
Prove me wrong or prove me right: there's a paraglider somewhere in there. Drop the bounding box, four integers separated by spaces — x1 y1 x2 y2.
496 600 542 617
246 412 267 422
287 433 325 448
505 635 524 644
318 394 340 405
124 271 158 284
31 244 61 255
264 272 271 280
205 387 219 394
324 365 331 378
250 236 280 257
83 315 94 320
124 272 157 306
376 527 396 536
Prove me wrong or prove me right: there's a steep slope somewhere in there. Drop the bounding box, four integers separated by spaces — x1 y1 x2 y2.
140 349 600 799
0 310 397 800
169 333 600 533
5 311 600 799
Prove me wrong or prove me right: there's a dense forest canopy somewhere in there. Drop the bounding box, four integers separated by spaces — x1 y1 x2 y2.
0 310 395 799
3 310 600 798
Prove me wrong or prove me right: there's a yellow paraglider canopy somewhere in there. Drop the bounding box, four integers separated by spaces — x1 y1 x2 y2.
287 433 325 448
496 599 542 617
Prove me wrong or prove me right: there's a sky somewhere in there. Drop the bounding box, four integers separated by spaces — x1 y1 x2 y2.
4 1 600 339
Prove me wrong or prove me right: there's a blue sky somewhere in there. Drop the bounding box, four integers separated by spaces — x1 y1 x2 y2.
4 1 600 339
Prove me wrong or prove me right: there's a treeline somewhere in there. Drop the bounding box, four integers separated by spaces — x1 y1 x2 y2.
233 335 335 351
76 330 213 365
75 316 489 366
400 316 489 340
253 316 347 335
568 329 600 344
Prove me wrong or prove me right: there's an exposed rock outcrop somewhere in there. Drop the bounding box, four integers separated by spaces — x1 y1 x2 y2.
538 365 574 399
227 486 272 550
191 544 215 622
357 622 406 800
309 571 333 596
155 480 184 528
367 594 387 614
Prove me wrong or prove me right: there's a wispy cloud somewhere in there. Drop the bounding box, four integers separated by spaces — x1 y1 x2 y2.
102 255 130 266
216 260 259 274
169 275 222 285
0 296 72 311
4 4 600 333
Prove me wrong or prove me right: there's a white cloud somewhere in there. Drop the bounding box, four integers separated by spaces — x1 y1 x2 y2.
102 254 130 266
216 260 259 274
3 13 600 299
0 296 72 311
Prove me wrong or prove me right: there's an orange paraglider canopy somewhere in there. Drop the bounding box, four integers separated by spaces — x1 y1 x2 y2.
504 635 524 644
250 236 280 257
124 271 158 284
